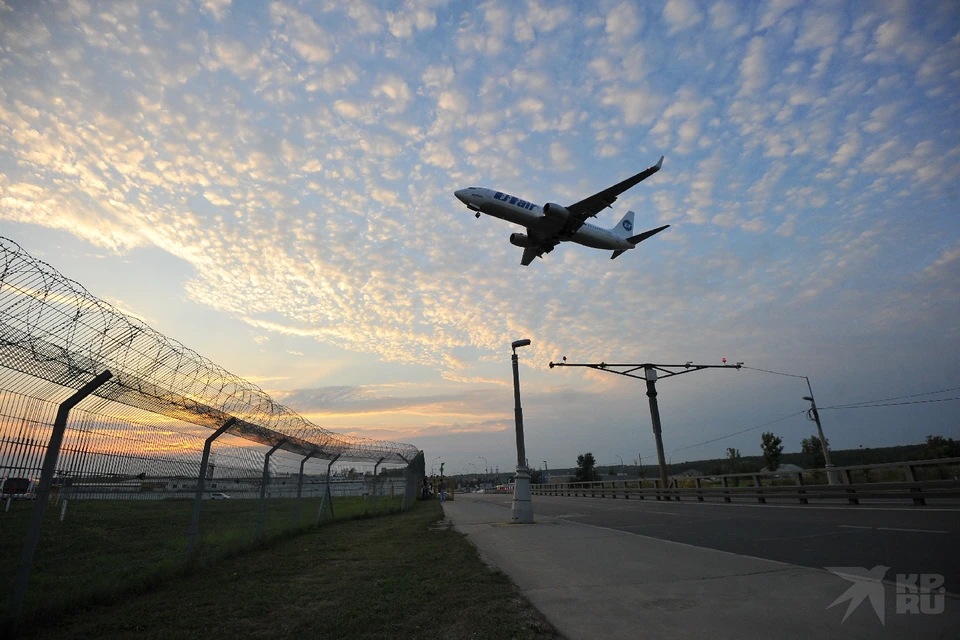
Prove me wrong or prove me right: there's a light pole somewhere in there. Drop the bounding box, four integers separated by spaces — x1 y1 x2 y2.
510 338 534 524
740 367 838 485
543 460 549 484
478 456 488 483
616 454 624 476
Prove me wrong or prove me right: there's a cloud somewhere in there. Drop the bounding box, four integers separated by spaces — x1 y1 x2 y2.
269 2 333 64
663 0 704 33
213 38 261 77
201 0 232 21
605 1 642 42
739 36 767 94
756 0 801 31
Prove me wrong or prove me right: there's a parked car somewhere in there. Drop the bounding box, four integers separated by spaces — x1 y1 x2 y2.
210 492 230 499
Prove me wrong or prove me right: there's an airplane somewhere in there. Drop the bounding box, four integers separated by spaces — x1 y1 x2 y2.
454 156 669 266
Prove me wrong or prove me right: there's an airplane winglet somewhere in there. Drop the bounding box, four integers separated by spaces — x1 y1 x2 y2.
655 156 664 170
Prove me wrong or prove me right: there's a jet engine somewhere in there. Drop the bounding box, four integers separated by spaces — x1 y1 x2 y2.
509 233 532 248
542 202 570 221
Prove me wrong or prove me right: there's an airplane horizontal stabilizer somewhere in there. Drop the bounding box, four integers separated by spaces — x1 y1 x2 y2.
627 224 670 245
611 249 627 260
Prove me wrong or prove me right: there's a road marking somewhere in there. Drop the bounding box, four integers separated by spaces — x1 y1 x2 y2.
754 529 867 542
838 524 949 533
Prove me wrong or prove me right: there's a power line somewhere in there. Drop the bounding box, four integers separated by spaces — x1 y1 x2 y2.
827 386 960 409
740 366 808 380
666 410 806 456
823 396 960 409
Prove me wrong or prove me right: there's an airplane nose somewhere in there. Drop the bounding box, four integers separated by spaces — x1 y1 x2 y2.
454 189 468 204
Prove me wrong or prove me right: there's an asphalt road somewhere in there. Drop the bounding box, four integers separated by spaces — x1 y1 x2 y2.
468 493 960 590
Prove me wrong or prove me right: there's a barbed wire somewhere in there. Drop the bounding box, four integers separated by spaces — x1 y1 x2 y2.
0 236 419 463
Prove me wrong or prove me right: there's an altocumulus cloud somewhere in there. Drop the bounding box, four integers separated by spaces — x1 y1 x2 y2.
0 0 957 392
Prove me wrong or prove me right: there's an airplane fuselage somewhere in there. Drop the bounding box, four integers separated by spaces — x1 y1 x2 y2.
455 187 633 251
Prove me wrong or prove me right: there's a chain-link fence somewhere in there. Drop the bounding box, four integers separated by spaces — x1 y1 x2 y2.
0 237 424 631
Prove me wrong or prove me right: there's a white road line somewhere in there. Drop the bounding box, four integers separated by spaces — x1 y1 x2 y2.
754 529 867 542
839 524 949 533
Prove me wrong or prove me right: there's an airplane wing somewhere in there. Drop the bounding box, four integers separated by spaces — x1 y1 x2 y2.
520 239 559 266
565 156 663 222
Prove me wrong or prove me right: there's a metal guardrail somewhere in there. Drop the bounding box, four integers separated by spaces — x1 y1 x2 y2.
532 457 960 506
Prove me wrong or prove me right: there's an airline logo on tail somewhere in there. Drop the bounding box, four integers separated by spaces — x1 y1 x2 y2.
622 219 633 232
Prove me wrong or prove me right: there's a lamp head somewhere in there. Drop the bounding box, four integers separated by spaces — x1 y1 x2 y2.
511 338 531 350
802 395 813 402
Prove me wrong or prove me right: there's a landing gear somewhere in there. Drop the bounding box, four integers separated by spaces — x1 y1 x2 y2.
475 212 481 218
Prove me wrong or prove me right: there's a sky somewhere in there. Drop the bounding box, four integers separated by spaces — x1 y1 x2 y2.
0 0 958 478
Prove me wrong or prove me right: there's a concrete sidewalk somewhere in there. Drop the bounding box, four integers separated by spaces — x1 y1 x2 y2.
443 496 957 640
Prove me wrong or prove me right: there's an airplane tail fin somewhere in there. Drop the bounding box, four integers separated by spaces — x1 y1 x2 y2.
627 224 670 245
613 211 636 237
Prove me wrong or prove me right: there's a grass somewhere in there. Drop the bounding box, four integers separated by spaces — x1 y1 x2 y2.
1 494 402 628
20 500 560 640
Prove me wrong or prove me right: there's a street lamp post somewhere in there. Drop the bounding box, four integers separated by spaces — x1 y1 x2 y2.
616 454 624 476
739 366 838 486
510 339 534 524
543 460 549 484
478 456 488 482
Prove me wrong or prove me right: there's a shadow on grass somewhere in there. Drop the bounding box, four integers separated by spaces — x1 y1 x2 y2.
20 500 561 640
1 495 403 634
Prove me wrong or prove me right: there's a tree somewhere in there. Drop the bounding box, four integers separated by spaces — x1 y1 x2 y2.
801 435 828 469
926 435 957 459
724 447 741 475
574 453 600 482
760 432 784 472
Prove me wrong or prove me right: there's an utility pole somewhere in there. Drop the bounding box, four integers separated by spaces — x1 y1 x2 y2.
550 360 742 494
804 381 838 485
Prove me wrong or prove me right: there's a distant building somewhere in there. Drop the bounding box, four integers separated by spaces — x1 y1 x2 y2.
761 463 805 474
676 469 703 477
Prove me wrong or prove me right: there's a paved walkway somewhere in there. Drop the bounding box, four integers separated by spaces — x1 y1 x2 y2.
443 495 958 640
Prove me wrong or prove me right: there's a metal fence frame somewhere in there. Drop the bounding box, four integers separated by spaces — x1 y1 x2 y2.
0 237 425 631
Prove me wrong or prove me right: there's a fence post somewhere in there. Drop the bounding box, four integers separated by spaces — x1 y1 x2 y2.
256 440 285 541
295 452 316 526
695 477 704 502
840 469 860 505
721 476 731 503
371 456 385 514
795 472 808 504
186 417 236 563
7 370 112 630
318 454 341 523
753 475 766 504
